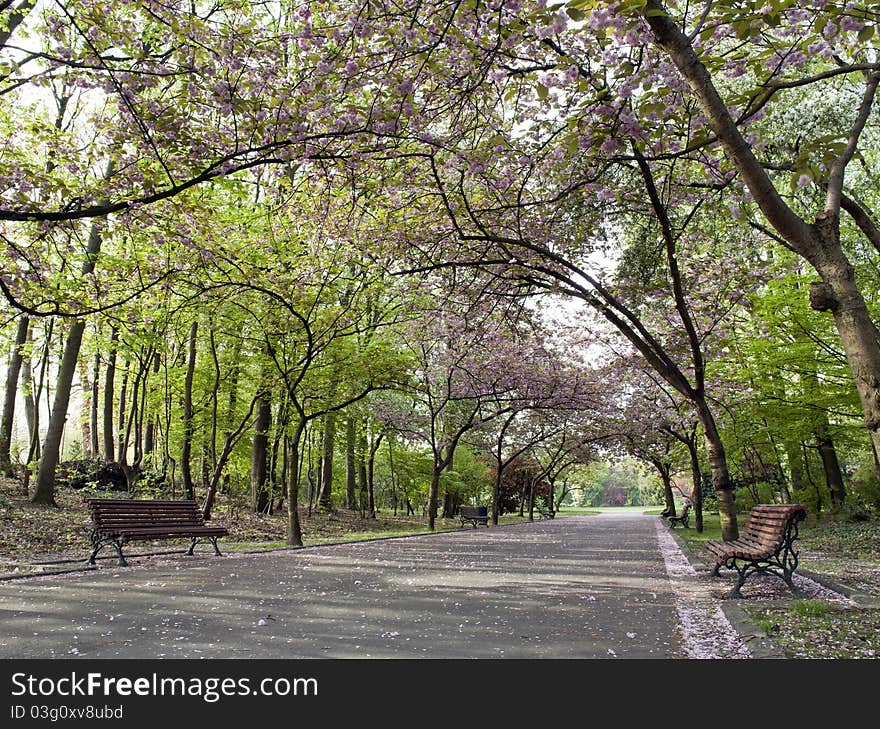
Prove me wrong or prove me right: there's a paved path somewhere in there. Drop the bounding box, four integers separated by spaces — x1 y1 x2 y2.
0 513 744 659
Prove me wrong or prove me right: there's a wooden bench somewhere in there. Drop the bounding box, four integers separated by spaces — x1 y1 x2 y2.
665 501 690 528
703 503 807 599
86 498 228 567
459 505 490 528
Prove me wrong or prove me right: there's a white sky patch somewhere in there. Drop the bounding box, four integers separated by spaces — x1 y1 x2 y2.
655 519 751 659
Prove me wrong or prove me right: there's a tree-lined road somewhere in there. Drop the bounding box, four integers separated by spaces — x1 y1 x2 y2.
0 515 703 659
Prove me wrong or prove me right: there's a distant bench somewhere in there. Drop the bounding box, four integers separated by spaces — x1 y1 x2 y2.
459 505 490 528
86 498 228 567
665 501 690 529
703 504 806 599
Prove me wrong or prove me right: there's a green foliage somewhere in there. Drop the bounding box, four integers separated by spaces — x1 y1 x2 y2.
579 458 659 507
850 464 880 513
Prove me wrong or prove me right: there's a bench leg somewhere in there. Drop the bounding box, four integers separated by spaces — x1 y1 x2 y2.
188 537 224 556
112 539 128 567
87 531 103 565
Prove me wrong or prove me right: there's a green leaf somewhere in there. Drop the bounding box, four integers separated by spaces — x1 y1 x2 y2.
858 25 875 42
536 83 548 101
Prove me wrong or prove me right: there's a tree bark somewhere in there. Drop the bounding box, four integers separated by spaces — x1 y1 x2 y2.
89 352 99 457
684 435 704 533
31 213 106 505
318 411 336 511
0 316 28 475
286 419 307 546
250 389 271 513
345 415 357 509
102 327 118 462
694 398 736 540
180 320 198 500
816 422 846 511
77 358 93 458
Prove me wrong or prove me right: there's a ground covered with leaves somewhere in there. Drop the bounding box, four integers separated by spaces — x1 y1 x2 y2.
0 477 451 576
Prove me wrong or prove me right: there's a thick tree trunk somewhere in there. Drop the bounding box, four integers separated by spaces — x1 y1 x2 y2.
810 239 880 476
31 212 106 505
645 3 880 484
250 390 271 513
0 316 28 475
816 423 846 511
655 461 675 516
694 398 737 540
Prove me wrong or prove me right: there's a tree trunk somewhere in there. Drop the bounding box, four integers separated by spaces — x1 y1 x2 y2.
31 210 107 505
816 423 846 511
286 419 307 546
345 415 357 509
427 464 440 531
102 326 118 461
644 3 880 484
90 352 99 457
202 395 259 521
78 358 93 459
0 316 28 475
694 398 737 540
491 460 503 525
180 320 198 500
656 461 675 517
21 336 38 463
318 411 336 511
810 241 880 476
357 429 368 517
250 389 271 513
784 440 805 495
115 359 129 465
367 431 381 519
684 436 704 533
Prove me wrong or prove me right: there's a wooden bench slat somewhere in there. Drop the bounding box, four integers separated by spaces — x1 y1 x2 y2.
85 498 228 566
701 504 806 598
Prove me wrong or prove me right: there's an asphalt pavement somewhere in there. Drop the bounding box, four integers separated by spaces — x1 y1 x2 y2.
0 512 736 659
